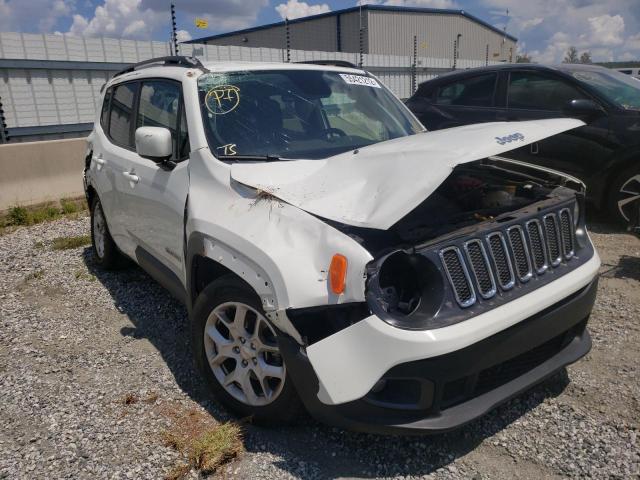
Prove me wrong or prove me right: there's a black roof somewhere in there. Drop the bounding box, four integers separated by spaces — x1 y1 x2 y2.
184 5 517 45
430 63 610 78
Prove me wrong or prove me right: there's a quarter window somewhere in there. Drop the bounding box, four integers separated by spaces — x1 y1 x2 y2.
100 87 112 131
435 74 497 107
508 72 586 110
108 82 137 148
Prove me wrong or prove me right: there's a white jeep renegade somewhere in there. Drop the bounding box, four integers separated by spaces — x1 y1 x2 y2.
84 56 601 433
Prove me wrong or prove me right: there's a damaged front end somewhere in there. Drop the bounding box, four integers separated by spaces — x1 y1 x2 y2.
285 156 599 431
360 156 592 331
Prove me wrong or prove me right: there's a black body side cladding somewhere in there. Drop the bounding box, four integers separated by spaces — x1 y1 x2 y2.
135 246 187 304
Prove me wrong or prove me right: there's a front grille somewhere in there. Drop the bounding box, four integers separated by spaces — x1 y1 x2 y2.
544 213 562 266
487 232 515 291
464 240 496 299
439 204 577 308
507 226 532 282
440 247 475 307
559 208 574 259
526 219 548 274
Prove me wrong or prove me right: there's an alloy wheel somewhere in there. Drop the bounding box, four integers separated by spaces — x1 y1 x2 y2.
93 203 106 259
617 174 640 222
203 301 286 406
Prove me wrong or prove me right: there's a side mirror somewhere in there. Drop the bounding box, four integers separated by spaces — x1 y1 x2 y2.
563 99 605 119
135 126 173 161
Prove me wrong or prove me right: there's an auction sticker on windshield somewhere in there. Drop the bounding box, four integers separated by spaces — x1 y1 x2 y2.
339 74 381 88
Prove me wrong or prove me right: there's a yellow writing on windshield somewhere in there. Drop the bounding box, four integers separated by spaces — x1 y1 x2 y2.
205 85 240 115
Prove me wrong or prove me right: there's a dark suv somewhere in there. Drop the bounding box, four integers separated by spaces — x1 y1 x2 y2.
405 64 640 223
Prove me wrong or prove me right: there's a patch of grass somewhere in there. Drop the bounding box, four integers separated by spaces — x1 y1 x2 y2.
33 240 45 249
0 197 88 235
74 269 96 282
190 424 243 474
161 407 243 479
123 393 139 405
52 235 91 251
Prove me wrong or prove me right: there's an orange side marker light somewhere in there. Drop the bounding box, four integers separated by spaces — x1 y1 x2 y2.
329 254 348 294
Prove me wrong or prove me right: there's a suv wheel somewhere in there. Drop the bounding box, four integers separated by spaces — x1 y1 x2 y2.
609 165 640 224
90 196 123 269
191 275 301 423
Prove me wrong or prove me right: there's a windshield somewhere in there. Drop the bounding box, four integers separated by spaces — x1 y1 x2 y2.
198 69 424 160
571 69 640 110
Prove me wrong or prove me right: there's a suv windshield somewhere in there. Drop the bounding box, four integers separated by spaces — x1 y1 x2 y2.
198 69 423 160
571 69 640 110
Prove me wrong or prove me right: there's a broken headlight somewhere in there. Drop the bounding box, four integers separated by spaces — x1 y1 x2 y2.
365 251 445 330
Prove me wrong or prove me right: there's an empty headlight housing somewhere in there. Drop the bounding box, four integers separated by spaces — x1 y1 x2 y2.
365 250 445 330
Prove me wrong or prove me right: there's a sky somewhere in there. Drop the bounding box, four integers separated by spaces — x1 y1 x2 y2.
0 0 638 63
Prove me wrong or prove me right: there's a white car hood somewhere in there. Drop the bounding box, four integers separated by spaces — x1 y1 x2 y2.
230 118 584 230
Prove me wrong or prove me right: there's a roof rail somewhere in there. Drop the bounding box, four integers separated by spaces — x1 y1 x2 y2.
295 60 360 69
112 56 209 79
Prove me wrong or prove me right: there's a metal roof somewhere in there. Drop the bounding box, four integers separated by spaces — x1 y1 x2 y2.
183 5 518 44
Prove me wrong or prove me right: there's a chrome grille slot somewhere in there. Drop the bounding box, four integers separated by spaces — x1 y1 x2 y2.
559 208 575 259
525 219 548 274
464 239 496 299
543 213 562 266
506 225 533 282
486 232 515 290
440 247 476 308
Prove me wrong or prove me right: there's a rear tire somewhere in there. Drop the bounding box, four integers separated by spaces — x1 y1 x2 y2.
607 165 640 225
191 275 302 424
90 196 124 269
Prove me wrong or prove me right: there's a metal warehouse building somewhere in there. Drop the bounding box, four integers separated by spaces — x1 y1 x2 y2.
185 5 517 62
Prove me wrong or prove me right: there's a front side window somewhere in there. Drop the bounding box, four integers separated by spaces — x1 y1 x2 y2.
137 80 181 157
108 82 137 147
508 72 586 110
197 69 423 160
435 74 497 107
570 69 640 110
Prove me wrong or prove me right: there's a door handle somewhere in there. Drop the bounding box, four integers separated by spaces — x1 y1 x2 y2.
93 156 105 170
122 171 139 184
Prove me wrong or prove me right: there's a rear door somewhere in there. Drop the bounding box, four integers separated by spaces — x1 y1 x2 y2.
117 79 190 280
94 81 140 256
500 70 612 178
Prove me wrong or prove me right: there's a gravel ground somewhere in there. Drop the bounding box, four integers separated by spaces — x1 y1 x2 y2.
0 215 639 479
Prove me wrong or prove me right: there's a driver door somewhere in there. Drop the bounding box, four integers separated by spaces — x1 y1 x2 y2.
118 79 190 281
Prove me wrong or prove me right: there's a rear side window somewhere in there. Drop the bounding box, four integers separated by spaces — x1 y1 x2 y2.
435 74 497 107
108 82 138 148
100 87 112 131
508 72 586 110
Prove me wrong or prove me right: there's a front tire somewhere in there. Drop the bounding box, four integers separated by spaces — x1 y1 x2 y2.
90 196 123 269
608 165 640 224
191 275 302 423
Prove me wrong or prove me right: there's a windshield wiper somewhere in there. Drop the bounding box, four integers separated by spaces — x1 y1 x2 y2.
217 154 283 162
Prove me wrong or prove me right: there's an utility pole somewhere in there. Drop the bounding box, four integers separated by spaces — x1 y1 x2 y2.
0 96 9 144
358 5 364 67
411 35 417 95
285 18 290 62
170 3 179 56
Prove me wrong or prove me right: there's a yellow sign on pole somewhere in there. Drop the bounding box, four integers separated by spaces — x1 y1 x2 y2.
195 18 208 29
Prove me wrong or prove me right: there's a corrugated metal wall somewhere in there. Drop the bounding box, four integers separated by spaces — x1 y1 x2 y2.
0 32 502 141
367 11 516 61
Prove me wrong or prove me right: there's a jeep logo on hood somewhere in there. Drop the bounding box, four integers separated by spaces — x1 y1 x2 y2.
495 132 525 145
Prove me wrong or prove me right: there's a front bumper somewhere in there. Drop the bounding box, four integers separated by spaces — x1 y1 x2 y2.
280 276 597 434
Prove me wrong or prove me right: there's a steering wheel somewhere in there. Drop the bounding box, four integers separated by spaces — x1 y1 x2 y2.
320 127 347 141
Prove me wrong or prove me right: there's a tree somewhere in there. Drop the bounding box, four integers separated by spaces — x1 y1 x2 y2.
580 51 592 64
563 46 579 64
516 52 533 63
